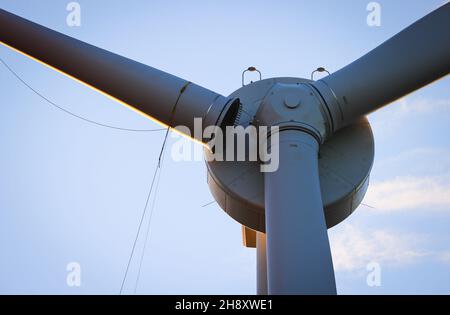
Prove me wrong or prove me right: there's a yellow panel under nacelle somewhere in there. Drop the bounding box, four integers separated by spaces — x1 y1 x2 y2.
242 226 257 248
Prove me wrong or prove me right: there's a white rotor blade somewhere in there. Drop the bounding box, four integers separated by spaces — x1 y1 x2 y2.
313 3 450 131
0 9 239 141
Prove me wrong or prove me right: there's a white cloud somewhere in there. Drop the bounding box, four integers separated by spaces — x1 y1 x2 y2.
395 98 450 114
330 224 450 272
437 251 450 265
330 224 427 272
331 149 450 272
364 147 450 212
368 97 450 136
364 174 450 212
377 147 450 170
377 97 450 119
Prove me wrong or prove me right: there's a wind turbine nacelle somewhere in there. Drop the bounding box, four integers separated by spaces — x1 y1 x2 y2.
205 78 375 232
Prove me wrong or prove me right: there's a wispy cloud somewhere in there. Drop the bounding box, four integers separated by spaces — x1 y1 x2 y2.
333 142 450 272
377 147 450 172
395 98 450 114
330 224 450 272
363 146 450 212
364 174 450 212
330 224 427 272
369 97 450 136
437 251 450 265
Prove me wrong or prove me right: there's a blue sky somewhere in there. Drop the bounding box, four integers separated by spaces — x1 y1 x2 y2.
0 0 449 294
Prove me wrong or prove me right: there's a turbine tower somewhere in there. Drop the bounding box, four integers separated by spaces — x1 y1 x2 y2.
1 4 449 295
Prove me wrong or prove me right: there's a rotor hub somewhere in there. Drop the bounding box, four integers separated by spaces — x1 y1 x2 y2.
205 77 375 232
253 81 333 143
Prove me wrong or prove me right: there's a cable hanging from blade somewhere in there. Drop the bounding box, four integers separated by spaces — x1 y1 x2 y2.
0 56 166 133
119 129 169 295
133 145 166 294
119 81 189 294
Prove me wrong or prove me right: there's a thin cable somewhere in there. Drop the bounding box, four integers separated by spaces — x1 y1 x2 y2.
119 78 188 294
158 128 171 167
0 56 166 133
201 200 216 208
361 203 376 209
133 147 166 294
119 157 159 294
119 128 170 294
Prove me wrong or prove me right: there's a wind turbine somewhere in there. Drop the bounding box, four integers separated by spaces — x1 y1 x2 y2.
0 4 449 295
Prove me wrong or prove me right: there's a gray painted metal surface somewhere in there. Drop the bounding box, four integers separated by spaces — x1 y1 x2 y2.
205 78 374 232
264 130 336 294
313 3 450 131
0 9 238 140
1 3 449 295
